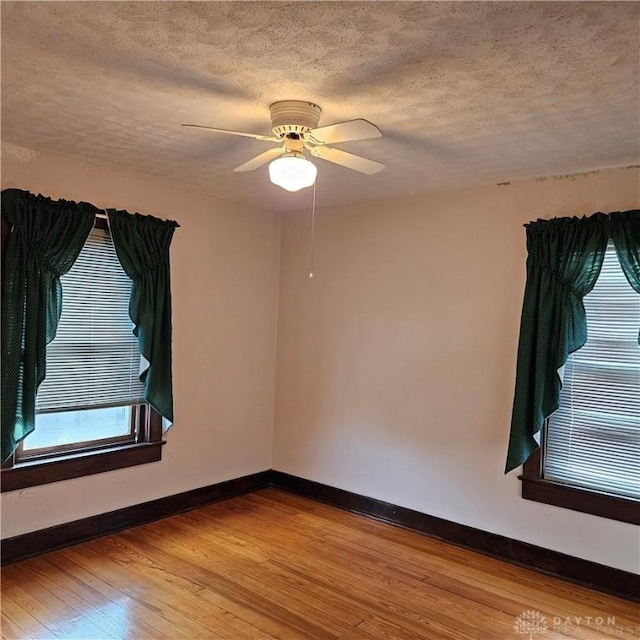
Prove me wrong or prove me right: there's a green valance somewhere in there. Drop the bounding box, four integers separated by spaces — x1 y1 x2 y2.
611 210 640 297
505 209 640 473
1 189 178 463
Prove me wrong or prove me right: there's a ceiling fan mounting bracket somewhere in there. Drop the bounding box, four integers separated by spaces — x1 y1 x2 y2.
283 136 304 153
270 100 322 137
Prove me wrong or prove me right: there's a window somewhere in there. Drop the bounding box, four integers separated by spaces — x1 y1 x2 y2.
1 219 163 492
521 241 640 524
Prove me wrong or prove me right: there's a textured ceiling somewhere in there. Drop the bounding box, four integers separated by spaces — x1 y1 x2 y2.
2 1 639 212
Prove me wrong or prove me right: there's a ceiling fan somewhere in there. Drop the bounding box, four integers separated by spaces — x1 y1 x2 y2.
182 100 384 191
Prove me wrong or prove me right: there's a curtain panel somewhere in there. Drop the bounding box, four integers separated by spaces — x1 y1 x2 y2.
505 209 640 474
611 211 640 298
107 209 179 424
1 189 96 462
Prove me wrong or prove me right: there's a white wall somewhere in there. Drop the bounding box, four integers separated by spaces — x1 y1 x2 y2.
273 166 640 573
1 143 280 538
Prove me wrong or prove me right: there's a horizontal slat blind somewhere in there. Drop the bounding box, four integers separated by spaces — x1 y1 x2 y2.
36 225 146 413
545 240 640 499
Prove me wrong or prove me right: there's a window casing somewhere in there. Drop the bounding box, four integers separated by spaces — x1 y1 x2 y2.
1 218 164 492
521 241 640 524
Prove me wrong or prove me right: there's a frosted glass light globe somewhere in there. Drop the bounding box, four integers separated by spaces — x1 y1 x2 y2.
268 153 317 192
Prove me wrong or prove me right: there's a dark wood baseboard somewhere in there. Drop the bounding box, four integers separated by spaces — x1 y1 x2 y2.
3 468 638 603
270 470 640 603
1 470 272 566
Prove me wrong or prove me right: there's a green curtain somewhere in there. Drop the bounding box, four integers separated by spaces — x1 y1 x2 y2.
107 209 178 425
611 210 640 310
505 213 610 473
1 189 95 462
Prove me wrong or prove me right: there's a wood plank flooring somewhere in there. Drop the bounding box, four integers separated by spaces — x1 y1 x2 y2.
1 488 638 639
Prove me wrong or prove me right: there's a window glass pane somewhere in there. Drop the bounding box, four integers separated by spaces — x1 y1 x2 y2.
23 406 132 451
545 241 640 499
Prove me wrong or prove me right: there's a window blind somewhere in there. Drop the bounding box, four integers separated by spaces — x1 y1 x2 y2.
36 225 146 413
545 240 640 499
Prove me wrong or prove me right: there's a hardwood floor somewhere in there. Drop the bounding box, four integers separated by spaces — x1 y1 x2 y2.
1 489 638 640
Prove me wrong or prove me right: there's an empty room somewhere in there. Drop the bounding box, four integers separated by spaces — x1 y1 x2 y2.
1 2 638 639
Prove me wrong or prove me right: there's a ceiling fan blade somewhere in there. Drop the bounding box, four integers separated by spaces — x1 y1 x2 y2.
182 124 279 142
309 145 385 174
306 119 382 145
234 147 284 172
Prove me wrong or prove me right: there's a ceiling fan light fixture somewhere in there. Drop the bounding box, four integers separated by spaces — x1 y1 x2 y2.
268 152 317 192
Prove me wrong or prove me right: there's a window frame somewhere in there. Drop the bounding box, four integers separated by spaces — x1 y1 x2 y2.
1 406 163 492
1 215 165 493
519 241 639 525
521 423 639 526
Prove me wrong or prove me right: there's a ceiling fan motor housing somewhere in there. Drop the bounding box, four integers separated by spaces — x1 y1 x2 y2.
270 100 322 137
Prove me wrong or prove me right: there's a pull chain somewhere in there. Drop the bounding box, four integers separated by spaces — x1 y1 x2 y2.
309 179 317 279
